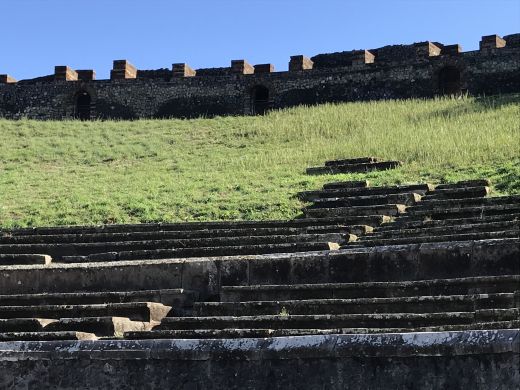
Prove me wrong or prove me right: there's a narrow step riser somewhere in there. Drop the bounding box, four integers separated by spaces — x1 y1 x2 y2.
157 316 476 331
220 278 520 302
308 193 420 209
125 321 520 339
0 233 346 258
376 214 520 231
1 217 383 237
0 290 195 308
0 225 351 245
369 221 519 239
353 230 519 246
194 296 518 317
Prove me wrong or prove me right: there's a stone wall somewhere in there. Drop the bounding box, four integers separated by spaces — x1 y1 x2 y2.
0 331 518 389
1 35 519 120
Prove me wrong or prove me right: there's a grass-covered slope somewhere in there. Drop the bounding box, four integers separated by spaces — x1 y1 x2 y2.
0 95 519 227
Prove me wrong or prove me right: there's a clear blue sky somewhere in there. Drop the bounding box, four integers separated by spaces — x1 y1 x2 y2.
2 0 519 80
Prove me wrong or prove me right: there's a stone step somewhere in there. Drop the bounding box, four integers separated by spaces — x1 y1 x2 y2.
298 184 432 202
305 204 407 218
0 225 359 245
60 241 342 263
376 213 520 231
0 233 347 259
192 293 519 317
400 204 520 220
155 310 512 330
125 320 520 339
0 254 52 265
0 331 98 341
409 195 520 211
45 316 151 337
421 186 490 200
350 230 519 247
0 302 171 322
369 221 519 239
220 275 520 302
434 179 491 190
306 161 401 175
0 318 57 333
322 180 370 189
0 288 196 307
307 193 421 209
324 157 379 166
1 217 384 237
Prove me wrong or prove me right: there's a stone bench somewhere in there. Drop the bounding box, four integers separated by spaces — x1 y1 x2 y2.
368 220 519 239
0 233 347 260
353 230 519 246
376 213 520 231
307 193 421 208
125 321 520 340
0 224 353 245
61 241 343 263
307 161 401 175
421 186 490 200
154 310 517 331
305 204 407 218
2 217 378 236
0 331 97 341
0 254 52 265
409 195 520 210
0 302 171 322
0 288 196 307
220 275 520 302
298 184 432 201
193 293 518 317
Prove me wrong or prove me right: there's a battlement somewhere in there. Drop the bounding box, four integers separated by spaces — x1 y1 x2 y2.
0 33 518 120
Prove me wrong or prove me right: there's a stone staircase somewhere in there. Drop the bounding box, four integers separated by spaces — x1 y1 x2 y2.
0 178 517 346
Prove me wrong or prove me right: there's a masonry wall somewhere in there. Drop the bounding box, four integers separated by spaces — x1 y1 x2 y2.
0 332 518 389
1 39 519 120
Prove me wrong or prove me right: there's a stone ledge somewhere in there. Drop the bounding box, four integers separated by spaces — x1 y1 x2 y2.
0 329 517 360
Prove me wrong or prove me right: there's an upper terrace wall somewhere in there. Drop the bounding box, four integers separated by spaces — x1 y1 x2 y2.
0 34 519 120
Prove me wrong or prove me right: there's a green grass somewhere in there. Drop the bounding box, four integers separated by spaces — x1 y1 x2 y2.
0 94 519 228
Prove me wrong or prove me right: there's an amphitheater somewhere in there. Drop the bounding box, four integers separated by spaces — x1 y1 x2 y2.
0 34 519 390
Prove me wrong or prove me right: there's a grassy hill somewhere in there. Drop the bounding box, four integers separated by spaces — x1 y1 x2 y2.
0 94 519 228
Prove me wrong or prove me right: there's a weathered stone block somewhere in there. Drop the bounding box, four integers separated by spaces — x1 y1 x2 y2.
0 74 16 84
289 55 314 71
480 35 506 50
254 64 275 74
442 44 462 55
111 60 137 80
414 42 442 58
172 63 196 78
231 60 254 74
351 50 375 66
76 70 96 81
54 66 78 81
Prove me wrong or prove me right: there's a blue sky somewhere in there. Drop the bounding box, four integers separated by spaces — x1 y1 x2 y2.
2 0 519 80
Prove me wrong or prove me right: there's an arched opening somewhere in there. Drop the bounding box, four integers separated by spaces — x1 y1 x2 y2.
251 86 269 115
438 66 462 95
75 91 92 120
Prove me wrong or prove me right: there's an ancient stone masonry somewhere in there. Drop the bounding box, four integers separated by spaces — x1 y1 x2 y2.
1 33 519 120
0 171 519 388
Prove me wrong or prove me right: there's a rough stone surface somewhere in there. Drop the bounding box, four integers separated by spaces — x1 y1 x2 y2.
1 36 519 119
0 330 517 389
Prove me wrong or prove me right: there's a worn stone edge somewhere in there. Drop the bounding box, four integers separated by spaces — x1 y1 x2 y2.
0 329 517 361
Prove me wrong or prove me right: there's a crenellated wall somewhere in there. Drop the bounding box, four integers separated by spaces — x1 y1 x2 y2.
0 34 519 120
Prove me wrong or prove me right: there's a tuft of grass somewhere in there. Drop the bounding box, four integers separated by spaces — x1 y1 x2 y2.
0 94 519 228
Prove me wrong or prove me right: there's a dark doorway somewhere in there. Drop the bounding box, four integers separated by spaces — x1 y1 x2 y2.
438 67 462 95
251 86 269 115
75 91 92 120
